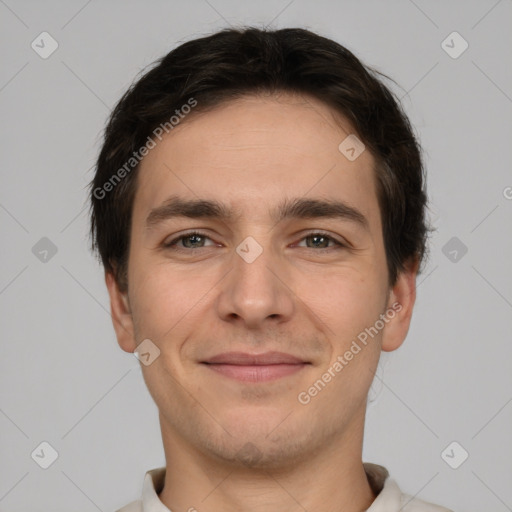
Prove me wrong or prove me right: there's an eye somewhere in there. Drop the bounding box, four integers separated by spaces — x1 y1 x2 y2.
162 230 346 253
163 231 215 250
295 232 345 250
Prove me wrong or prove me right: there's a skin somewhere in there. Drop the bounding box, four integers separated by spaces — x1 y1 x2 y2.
106 93 418 512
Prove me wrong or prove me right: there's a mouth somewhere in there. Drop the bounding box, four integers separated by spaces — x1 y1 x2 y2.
201 351 310 383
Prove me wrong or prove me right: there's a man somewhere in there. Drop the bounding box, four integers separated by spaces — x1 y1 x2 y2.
89 27 452 512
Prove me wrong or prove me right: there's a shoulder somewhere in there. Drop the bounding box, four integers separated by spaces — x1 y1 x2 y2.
400 494 453 512
392 480 453 511
115 499 143 512
364 464 453 512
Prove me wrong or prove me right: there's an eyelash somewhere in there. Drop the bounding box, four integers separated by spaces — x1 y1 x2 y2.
162 230 346 253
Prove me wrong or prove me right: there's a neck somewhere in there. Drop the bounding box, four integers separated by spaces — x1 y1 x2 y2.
157 408 376 512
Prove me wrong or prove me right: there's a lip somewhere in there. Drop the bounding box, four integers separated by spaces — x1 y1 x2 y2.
202 351 309 382
204 351 306 365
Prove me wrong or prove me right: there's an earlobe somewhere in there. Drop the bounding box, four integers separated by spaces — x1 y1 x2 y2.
105 271 137 353
381 258 419 353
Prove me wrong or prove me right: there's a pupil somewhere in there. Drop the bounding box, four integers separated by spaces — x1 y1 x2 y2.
311 235 327 248
186 234 202 247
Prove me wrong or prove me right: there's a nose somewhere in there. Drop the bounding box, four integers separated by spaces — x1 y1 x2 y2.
215 238 295 330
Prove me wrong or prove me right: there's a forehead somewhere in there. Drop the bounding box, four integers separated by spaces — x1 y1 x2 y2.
133 93 380 230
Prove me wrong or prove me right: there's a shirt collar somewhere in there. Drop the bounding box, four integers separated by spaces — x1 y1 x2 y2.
142 467 169 512
141 462 398 511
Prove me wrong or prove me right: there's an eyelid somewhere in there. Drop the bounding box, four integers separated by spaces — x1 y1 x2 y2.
293 230 348 249
291 230 352 252
162 230 215 248
162 229 348 251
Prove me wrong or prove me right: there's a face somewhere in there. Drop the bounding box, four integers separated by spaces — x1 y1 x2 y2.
107 93 416 470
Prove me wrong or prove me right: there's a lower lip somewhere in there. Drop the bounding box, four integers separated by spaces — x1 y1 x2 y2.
204 363 307 382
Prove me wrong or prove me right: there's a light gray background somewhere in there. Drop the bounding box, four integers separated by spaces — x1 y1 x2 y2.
1 1 511 511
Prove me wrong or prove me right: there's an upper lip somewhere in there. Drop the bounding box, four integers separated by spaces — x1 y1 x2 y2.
203 351 307 365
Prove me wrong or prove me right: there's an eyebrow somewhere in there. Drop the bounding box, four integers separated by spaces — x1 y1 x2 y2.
145 194 369 231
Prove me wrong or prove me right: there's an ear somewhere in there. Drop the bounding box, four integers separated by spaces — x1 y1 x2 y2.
105 271 137 353
381 258 419 352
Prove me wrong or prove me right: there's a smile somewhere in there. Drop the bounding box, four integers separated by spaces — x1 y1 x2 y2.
202 351 310 382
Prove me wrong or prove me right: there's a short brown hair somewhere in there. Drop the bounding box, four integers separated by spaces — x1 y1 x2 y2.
89 27 429 290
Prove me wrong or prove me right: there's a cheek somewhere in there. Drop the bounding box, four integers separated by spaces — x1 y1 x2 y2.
129 260 213 341
302 268 386 337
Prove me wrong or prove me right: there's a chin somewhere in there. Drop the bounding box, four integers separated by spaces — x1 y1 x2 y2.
198 418 322 471
208 438 308 471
